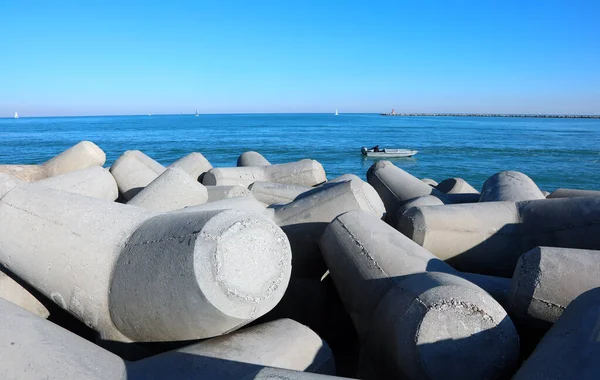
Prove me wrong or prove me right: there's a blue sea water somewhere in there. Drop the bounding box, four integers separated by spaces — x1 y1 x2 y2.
1 114 599 191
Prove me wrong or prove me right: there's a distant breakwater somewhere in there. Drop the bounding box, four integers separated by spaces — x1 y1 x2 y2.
381 113 600 119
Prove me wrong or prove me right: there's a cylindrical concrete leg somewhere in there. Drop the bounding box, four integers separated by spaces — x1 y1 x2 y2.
168 152 212 181
319 210 519 380
479 171 545 202
0 269 49 318
547 187 600 198
206 185 252 202
396 195 444 219
512 288 600 380
249 181 311 205
237 151 271 166
181 196 274 219
421 178 438 187
436 177 479 194
109 150 166 200
127 167 208 212
35 166 118 201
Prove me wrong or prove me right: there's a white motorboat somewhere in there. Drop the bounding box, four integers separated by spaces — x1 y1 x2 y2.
361 146 418 158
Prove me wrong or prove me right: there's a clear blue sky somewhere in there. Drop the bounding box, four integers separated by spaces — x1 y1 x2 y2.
1 0 599 116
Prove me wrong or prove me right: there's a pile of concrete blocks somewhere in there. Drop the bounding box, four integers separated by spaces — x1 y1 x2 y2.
1 145 599 379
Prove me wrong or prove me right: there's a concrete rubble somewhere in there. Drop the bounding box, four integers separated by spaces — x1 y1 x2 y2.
1 145 599 379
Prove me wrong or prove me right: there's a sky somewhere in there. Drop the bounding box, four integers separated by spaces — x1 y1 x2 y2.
1 0 599 116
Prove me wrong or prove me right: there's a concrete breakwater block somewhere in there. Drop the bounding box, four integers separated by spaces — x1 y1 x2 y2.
366 161 449 225
479 171 545 202
237 150 271 166
421 178 438 186
181 196 275 220
319 210 519 380
109 150 166 200
169 152 213 181
398 197 600 277
35 166 118 201
0 177 291 342
203 159 327 187
512 288 600 380
547 187 600 198
206 184 252 202
0 270 49 318
0 299 349 379
273 177 385 278
0 141 106 181
436 177 480 194
127 167 208 212
507 246 600 328
249 181 312 205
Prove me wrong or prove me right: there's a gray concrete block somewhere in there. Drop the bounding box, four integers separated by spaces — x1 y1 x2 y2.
547 187 600 198
398 197 600 277
0 141 106 181
396 195 444 219
127 167 208 212
479 171 545 202
436 177 479 194
507 246 600 327
249 181 312 205
206 184 252 202
512 288 600 380
237 151 271 166
319 210 519 380
168 152 213 181
421 178 438 187
0 178 291 342
203 159 327 187
0 270 49 318
109 150 166 200
181 196 275 220
35 166 118 201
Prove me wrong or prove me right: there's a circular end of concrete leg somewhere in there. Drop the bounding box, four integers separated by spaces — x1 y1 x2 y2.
77 141 107 165
195 209 292 319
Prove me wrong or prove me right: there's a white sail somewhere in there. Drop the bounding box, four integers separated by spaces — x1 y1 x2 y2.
335 109 338 116
14 112 19 119
195 109 199 116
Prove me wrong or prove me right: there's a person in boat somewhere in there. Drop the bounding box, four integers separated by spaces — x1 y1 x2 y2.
371 145 381 152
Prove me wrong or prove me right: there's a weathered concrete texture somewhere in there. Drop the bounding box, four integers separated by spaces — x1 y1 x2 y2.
436 177 479 194
203 159 327 187
479 171 545 202
139 319 336 375
547 187 600 198
0 178 291 342
35 166 118 201
168 152 212 181
109 150 166 200
237 151 272 166
507 246 600 327
0 299 351 380
421 178 438 187
512 288 600 380
319 210 519 380
366 161 449 225
206 184 252 202
127 167 208 212
181 196 275 220
0 270 49 318
249 181 311 205
399 197 600 277
274 177 385 278
0 141 106 181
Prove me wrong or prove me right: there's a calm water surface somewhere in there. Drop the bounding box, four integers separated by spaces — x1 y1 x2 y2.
1 114 599 191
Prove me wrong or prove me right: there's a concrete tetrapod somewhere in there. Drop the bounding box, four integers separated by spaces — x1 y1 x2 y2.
0 141 106 181
249 181 312 205
366 161 449 225
0 299 349 380
507 246 600 328
421 178 438 187
273 177 385 278
168 152 213 181
398 197 600 277
0 270 49 318
35 166 118 201
109 150 166 200
319 210 519 380
206 184 252 202
127 167 208 212
203 159 327 187
181 196 275 220
479 171 545 202
547 187 600 198
0 176 291 342
436 177 479 194
237 151 272 166
512 288 600 380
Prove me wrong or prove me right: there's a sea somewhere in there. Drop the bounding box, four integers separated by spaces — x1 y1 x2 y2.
1 113 599 191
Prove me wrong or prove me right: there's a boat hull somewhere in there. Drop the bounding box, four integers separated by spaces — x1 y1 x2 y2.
362 150 418 158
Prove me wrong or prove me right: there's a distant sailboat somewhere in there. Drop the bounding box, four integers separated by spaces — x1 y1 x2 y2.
14 112 19 119
335 109 339 116
195 109 199 117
